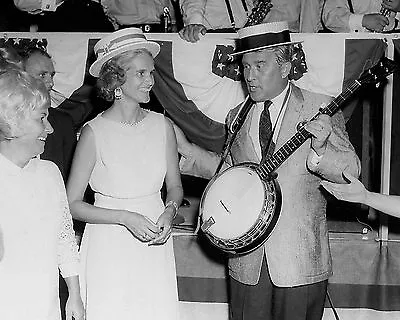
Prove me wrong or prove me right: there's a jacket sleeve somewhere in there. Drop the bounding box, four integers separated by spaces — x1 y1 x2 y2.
179 143 222 179
307 109 361 183
179 110 235 179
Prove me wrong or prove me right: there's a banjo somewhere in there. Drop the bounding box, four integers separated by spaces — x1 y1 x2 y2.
199 57 397 255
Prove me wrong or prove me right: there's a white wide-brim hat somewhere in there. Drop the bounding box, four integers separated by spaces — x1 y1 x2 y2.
232 21 302 56
89 27 161 77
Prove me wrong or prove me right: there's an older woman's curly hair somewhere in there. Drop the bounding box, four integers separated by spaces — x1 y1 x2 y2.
97 49 153 102
0 68 49 141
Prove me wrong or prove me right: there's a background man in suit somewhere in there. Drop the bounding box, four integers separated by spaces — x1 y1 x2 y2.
22 48 76 181
172 21 360 320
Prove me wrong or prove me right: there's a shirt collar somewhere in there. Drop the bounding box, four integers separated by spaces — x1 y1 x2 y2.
270 82 290 108
255 82 290 111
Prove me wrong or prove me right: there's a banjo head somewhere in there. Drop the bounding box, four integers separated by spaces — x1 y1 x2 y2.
200 165 266 239
200 163 281 254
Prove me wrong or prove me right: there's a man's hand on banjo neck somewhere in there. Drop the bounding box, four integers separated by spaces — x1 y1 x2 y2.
304 114 333 157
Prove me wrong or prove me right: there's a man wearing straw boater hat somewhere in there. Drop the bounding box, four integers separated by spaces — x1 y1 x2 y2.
173 21 360 320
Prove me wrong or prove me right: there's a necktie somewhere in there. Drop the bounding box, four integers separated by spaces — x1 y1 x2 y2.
259 100 275 160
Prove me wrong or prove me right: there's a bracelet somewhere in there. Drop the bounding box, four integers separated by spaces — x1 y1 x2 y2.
166 200 179 211
165 200 179 215
165 200 179 219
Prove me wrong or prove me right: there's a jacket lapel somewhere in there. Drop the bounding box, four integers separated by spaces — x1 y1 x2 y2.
232 106 260 163
275 84 305 149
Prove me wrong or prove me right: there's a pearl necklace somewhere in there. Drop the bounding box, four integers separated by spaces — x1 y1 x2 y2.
120 120 139 126
119 109 148 126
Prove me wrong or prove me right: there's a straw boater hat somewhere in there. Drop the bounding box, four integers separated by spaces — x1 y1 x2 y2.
232 21 302 56
89 27 161 77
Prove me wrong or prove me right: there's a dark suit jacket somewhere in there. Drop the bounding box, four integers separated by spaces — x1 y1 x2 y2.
55 84 95 132
41 108 76 182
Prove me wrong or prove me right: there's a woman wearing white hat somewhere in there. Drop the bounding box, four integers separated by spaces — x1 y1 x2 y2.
67 28 182 319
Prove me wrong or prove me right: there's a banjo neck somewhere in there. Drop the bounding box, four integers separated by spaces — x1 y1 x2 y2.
256 80 361 178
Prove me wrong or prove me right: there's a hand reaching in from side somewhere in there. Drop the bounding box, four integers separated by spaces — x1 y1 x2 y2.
320 171 367 204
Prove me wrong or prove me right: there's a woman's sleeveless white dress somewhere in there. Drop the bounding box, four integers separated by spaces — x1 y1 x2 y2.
79 111 179 319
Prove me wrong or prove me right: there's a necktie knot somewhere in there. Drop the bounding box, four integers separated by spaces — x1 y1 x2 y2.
263 100 272 112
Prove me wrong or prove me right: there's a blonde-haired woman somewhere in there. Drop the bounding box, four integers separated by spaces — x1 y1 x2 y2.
0 67 84 320
67 28 183 319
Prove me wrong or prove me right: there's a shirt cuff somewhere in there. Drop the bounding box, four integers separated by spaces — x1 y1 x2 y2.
349 14 366 32
184 12 205 26
308 149 324 170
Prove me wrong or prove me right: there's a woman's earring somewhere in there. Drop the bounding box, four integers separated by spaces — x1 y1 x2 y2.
114 87 122 100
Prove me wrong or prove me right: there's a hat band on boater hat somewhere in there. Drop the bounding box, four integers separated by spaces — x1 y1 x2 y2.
231 21 302 56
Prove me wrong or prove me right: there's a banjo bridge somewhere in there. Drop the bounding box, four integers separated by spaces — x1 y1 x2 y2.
201 216 216 233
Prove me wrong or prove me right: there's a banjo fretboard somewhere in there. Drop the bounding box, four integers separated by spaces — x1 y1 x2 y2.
256 80 361 178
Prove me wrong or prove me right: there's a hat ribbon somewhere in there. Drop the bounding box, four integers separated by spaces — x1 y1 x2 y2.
96 33 147 57
237 30 291 53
